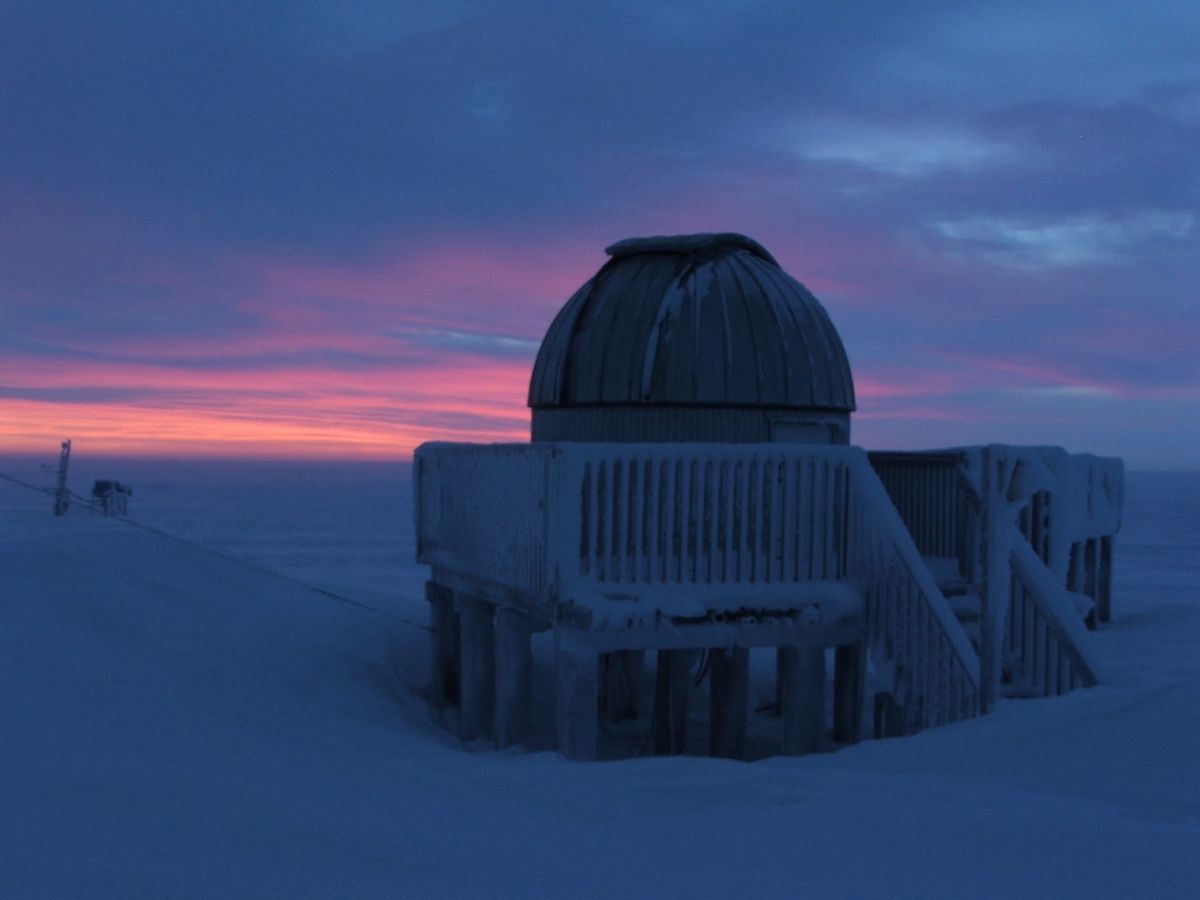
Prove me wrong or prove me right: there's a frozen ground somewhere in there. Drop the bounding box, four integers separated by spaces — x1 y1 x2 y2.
1 457 1197 898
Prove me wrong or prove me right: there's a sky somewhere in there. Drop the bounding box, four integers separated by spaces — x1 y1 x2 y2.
1 1 1198 467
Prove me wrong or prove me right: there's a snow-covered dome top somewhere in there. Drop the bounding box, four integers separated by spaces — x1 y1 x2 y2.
528 233 856 412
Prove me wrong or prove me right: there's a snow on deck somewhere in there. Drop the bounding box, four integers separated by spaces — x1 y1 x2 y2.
1 464 1197 898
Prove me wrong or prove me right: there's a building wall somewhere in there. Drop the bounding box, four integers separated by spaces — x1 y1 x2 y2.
531 405 850 444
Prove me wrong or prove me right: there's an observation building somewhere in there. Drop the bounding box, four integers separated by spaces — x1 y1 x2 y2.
415 233 1123 760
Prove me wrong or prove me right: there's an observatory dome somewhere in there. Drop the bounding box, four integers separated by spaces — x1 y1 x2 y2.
529 233 856 444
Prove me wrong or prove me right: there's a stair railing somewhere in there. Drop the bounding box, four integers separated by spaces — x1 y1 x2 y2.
844 453 981 733
1007 536 1103 694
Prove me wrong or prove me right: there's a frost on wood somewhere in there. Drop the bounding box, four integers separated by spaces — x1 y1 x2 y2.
415 441 1122 759
417 233 1123 761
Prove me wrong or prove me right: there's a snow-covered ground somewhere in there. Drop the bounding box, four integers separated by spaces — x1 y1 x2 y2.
2 457 1197 899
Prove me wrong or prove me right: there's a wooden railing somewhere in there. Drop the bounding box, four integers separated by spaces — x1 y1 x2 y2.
867 446 1119 709
417 442 982 736
869 450 984 586
1007 537 1103 694
868 452 963 559
845 454 980 731
415 443 553 599
573 448 844 588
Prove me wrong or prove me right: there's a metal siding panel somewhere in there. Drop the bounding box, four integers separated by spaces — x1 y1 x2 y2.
773 266 831 407
710 255 760 405
528 278 594 406
727 253 787 406
529 235 856 417
574 257 655 403
641 258 694 402
693 262 730 402
764 263 815 406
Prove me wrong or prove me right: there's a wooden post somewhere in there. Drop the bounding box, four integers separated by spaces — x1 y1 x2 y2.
427 581 460 722
874 692 905 738
555 638 598 761
53 439 71 516
833 643 865 743
1085 538 1099 605
976 447 1011 714
458 596 495 742
602 650 643 723
1098 536 1114 623
494 608 532 748
652 649 693 755
780 646 824 755
775 647 790 715
1068 541 1085 592
709 647 749 759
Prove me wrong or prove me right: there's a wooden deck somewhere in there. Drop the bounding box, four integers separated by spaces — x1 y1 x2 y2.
415 442 1122 759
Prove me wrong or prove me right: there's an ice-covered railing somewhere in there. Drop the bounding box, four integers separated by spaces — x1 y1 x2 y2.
415 443 553 600
416 442 982 735
968 446 1121 707
870 447 1122 582
1006 537 1103 695
868 452 966 559
857 445 1120 709
1044 451 1123 624
417 443 854 613
843 454 980 731
572 445 980 728
569 447 845 600
961 446 1123 575
868 450 980 582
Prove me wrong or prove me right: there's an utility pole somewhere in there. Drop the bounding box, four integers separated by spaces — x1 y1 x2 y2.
53 439 71 516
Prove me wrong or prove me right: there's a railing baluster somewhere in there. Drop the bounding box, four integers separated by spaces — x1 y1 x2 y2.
926 610 937 728
611 459 623 582
580 462 592 577
763 457 775 582
690 456 701 582
780 457 793 581
748 458 760 583
721 459 733 584
703 459 715 585
596 460 608 582
640 459 652 582
1027 586 1037 686
917 601 929 728
1044 635 1057 697
796 458 810 580
1033 592 1044 692
825 459 836 579
813 460 827 580
626 455 639 582
648 458 661 582
676 455 684 583
735 458 747 582
673 458 684 582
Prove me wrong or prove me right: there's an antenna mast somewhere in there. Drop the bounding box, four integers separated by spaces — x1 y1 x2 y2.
53 439 71 516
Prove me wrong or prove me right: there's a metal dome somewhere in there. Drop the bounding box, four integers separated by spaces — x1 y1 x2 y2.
528 233 856 413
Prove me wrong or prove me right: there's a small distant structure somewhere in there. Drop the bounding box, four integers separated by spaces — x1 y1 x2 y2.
91 480 132 516
414 233 1123 761
53 440 71 516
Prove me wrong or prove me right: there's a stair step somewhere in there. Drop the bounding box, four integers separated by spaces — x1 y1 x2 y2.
959 619 979 645
946 591 981 623
1001 680 1042 699
938 579 972 598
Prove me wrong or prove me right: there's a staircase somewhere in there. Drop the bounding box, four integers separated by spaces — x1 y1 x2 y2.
870 447 1117 712
923 555 980 647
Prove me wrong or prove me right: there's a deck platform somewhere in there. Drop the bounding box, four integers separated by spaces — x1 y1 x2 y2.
412 442 1124 759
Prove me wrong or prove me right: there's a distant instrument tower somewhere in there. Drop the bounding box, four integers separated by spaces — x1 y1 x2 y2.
53 440 71 516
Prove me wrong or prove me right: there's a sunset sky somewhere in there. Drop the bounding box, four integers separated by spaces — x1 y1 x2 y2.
2 1 1197 467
